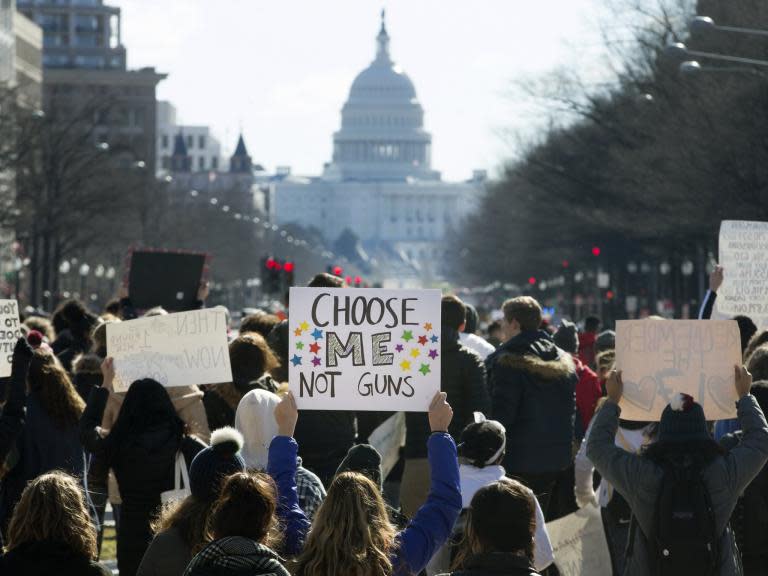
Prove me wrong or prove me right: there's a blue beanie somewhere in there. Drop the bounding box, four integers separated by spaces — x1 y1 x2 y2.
189 427 246 501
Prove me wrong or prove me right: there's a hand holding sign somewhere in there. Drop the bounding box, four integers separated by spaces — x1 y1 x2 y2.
735 365 753 399
101 357 116 394
606 370 623 404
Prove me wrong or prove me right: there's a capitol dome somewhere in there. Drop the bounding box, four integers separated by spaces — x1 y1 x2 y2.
325 11 440 182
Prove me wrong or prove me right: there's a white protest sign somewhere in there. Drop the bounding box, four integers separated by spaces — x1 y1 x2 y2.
288 288 441 411
107 307 231 393
368 412 406 478
0 300 22 378
616 319 741 421
718 220 768 328
547 504 611 576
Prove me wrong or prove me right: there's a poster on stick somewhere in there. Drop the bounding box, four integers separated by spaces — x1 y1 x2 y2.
547 504 611 576
368 413 406 479
0 300 22 378
718 220 768 328
107 307 231 393
615 319 741 421
288 287 441 411
126 249 208 312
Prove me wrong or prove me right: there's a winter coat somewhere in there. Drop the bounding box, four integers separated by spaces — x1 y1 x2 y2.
0 386 85 533
586 396 768 576
80 387 206 576
393 433 462 575
0 540 111 576
136 526 191 576
460 333 497 361
406 328 489 459
292 409 357 484
487 330 577 475
577 332 597 368
184 537 290 576
438 552 540 576
573 356 601 434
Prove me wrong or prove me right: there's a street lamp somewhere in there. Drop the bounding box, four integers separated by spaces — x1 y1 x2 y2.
79 263 90 299
690 16 768 38
666 42 768 68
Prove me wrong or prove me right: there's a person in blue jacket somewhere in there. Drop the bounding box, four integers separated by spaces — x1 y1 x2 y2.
294 391 462 576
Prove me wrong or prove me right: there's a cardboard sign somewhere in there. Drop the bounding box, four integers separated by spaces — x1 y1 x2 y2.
288 288 441 411
547 504 611 576
127 249 207 312
0 300 22 378
368 412 406 479
107 307 231 393
718 220 768 328
616 320 741 421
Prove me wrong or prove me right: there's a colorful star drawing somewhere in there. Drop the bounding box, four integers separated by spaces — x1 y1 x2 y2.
290 354 302 367
309 342 321 354
395 344 404 353
299 321 310 332
311 356 322 367
419 363 431 376
296 342 305 350
294 328 303 337
424 322 433 331
430 335 439 344
428 349 439 360
311 328 324 340
402 330 414 342
418 335 428 346
410 348 420 358
399 360 411 371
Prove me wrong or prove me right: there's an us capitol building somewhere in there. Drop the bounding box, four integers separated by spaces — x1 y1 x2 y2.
269 13 485 286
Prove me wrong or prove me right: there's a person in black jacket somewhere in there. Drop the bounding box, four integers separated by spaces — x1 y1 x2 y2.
440 478 540 576
0 471 111 576
400 294 489 518
487 296 576 516
51 298 99 373
80 358 206 576
0 339 86 538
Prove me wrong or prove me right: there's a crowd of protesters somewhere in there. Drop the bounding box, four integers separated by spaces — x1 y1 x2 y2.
0 265 767 576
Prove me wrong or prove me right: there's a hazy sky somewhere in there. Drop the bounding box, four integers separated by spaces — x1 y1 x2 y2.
114 0 618 180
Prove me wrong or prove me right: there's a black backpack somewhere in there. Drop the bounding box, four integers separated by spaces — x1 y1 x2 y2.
650 457 720 576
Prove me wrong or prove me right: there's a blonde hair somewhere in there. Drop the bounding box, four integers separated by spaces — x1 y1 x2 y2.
27 350 86 429
296 472 396 576
7 472 97 559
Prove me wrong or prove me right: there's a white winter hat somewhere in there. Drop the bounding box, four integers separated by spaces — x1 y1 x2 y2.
234 388 281 470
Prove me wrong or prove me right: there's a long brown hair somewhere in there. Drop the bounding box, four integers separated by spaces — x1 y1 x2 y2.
210 472 280 547
7 472 98 559
27 350 86 429
151 496 215 555
296 472 396 576
453 478 536 569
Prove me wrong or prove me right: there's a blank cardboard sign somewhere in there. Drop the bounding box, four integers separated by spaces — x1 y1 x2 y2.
615 320 741 421
127 250 206 312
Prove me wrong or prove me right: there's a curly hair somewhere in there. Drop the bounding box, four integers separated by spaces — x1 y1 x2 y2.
27 350 85 429
296 472 396 576
152 496 215 555
7 472 98 559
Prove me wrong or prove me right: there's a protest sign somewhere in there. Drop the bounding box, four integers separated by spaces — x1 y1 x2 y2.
718 220 768 328
0 300 22 378
126 249 208 312
615 319 741 421
288 287 441 411
547 504 611 576
107 307 231 393
368 412 406 478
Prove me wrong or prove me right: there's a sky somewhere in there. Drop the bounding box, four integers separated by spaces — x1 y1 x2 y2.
113 0 620 181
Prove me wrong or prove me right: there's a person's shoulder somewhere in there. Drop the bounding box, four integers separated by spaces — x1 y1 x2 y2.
297 465 325 491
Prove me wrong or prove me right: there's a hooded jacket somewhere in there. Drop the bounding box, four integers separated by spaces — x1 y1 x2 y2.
586 395 768 576
487 330 577 475
0 540 111 576
405 328 489 459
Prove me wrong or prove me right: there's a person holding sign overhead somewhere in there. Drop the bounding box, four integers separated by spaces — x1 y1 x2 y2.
587 366 768 576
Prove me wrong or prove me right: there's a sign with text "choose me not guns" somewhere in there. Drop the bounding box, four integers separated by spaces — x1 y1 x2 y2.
288 288 442 411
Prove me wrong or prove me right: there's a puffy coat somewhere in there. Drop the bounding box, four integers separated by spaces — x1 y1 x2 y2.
405 328 489 459
586 396 768 576
487 330 577 475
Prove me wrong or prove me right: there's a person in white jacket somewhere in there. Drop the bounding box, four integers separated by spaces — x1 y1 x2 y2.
427 414 554 575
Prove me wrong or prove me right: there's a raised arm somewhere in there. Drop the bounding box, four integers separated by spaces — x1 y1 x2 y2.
698 265 723 320
395 393 462 575
268 392 310 557
79 358 114 456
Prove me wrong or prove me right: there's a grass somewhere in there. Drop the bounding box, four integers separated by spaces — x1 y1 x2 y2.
100 526 117 562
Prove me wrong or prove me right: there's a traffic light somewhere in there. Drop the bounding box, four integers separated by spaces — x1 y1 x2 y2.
592 246 601 257
284 261 295 288
263 256 281 294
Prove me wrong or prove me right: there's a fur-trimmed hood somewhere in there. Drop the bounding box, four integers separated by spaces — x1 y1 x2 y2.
491 330 575 381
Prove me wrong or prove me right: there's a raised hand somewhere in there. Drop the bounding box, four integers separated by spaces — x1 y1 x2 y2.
606 370 623 404
101 357 116 393
709 265 724 293
735 365 752 399
274 391 299 437
428 391 453 433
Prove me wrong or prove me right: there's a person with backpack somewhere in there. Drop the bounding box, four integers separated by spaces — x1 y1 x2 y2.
587 366 768 576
